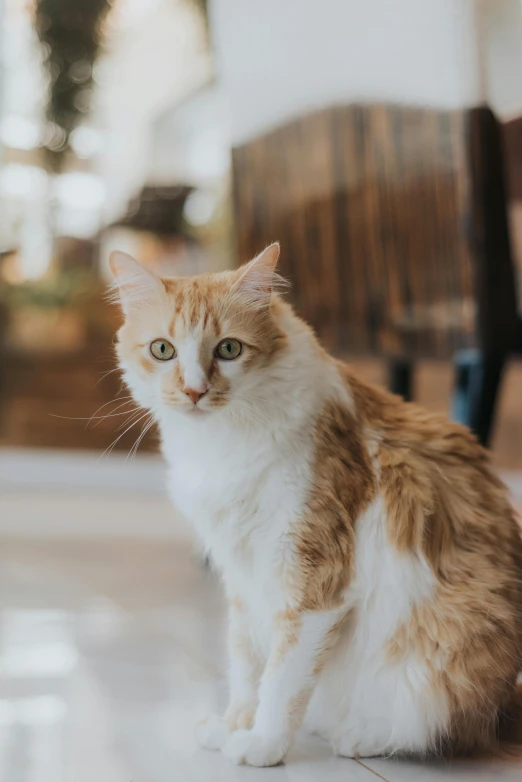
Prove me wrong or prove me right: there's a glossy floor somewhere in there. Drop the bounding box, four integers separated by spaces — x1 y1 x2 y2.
0 450 521 781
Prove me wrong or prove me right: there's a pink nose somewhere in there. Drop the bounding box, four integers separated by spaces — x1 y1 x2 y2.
183 387 207 405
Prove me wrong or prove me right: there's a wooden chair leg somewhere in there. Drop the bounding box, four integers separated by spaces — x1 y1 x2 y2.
451 351 506 447
388 358 414 402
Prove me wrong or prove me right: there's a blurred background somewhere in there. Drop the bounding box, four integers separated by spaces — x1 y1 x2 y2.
0 0 231 454
0 2 521 780
0 0 521 462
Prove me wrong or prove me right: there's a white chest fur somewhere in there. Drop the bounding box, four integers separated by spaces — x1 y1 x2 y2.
161 412 314 645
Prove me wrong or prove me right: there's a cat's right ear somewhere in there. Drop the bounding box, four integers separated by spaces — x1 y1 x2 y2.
108 251 164 315
232 243 287 309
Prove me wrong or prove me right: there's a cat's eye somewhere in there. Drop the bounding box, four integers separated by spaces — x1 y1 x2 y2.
215 338 242 361
150 339 176 361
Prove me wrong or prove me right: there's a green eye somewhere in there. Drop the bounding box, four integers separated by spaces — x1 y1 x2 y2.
215 338 242 361
150 339 175 361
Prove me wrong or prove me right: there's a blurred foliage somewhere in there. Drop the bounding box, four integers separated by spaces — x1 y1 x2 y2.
34 0 111 170
34 0 210 170
191 0 209 35
0 267 100 310
191 0 208 16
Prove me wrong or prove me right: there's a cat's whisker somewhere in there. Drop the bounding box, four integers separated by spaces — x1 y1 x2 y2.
98 410 152 461
230 401 253 425
90 402 140 429
84 394 135 427
91 394 133 413
114 409 147 433
94 366 121 386
50 409 139 423
233 400 271 430
89 406 142 429
130 425 152 462
239 398 272 425
243 409 271 430
236 403 262 426
49 399 137 428
232 406 253 431
127 415 156 462
49 411 129 422
243 394 273 420
89 396 140 429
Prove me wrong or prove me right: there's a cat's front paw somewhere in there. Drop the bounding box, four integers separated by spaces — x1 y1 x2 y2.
195 713 229 751
331 722 382 759
223 729 288 767
224 699 257 731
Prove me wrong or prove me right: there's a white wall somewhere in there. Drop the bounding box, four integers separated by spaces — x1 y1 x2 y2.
150 83 229 186
477 0 522 119
93 0 211 223
210 0 484 145
0 0 3 136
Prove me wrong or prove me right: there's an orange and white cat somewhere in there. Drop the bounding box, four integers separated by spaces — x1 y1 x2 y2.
110 243 522 767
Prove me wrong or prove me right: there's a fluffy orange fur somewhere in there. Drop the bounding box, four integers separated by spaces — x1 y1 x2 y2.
111 245 522 760
343 373 522 752
282 369 522 753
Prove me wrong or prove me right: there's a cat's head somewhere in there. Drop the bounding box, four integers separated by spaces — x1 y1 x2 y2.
110 244 288 419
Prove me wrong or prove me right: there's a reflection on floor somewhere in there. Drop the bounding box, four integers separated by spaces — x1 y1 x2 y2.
0 450 521 781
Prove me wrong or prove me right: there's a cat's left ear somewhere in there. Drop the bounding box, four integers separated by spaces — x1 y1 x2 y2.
232 243 283 306
109 251 164 315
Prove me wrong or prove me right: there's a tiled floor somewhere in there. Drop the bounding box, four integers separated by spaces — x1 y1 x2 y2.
0 449 521 781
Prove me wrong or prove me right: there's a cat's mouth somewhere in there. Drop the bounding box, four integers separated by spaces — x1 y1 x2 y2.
161 393 211 415
178 399 214 416
185 405 207 416
162 393 226 415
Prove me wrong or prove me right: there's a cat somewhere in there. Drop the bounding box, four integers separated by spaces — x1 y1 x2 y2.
109 243 522 767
